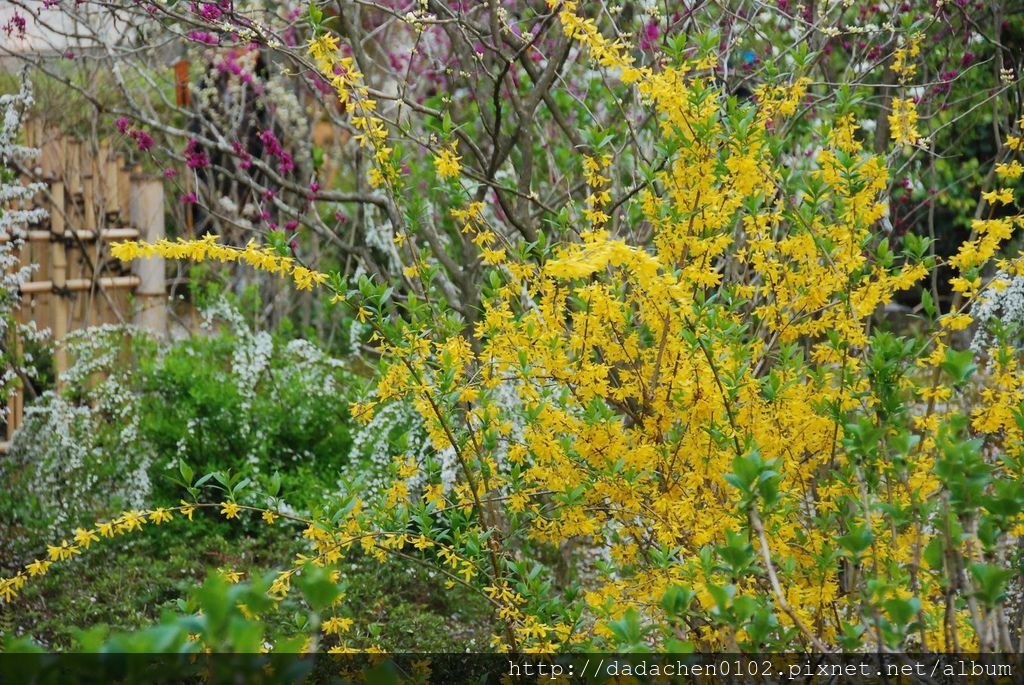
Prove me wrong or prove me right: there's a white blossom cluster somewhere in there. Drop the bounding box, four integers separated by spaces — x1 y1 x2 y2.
346 377 529 507
4 301 359 539
1 74 48 423
195 300 349 471
970 271 1024 355
214 301 274 453
5 326 154 537
347 397 456 502
260 75 308 144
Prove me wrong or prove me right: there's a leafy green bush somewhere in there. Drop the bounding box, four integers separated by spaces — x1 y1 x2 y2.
136 303 354 506
0 305 356 550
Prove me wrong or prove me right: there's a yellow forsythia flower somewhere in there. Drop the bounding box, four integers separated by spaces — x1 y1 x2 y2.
322 616 353 635
434 141 462 180
889 98 920 145
149 508 174 525
220 501 242 520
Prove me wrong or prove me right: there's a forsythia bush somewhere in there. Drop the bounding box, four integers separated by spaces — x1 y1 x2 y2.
5 3 1024 654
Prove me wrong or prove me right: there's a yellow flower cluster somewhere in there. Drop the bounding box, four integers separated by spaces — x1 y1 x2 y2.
451 201 509 267
892 33 922 81
308 34 364 108
0 504 230 602
889 97 921 146
308 33 395 189
582 154 612 225
0 500 319 606
753 77 811 119
550 0 639 81
434 140 462 180
110 236 329 292
347 8 1024 651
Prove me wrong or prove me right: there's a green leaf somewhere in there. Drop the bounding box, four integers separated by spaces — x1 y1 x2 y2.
659 585 695 618
297 565 342 611
940 348 976 387
837 526 873 556
923 537 944 571
308 0 323 27
608 608 645 649
969 563 1012 607
178 459 194 486
883 596 920 627
267 471 282 498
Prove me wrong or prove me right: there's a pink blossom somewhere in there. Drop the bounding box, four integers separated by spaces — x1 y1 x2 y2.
194 2 221 21
187 31 219 45
639 20 659 51
259 130 282 156
130 130 155 151
184 139 209 168
277 151 294 174
2 12 27 38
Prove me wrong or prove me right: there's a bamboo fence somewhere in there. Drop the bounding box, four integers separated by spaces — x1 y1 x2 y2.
1 122 167 451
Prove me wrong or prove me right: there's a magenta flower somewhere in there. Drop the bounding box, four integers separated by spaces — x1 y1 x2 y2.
277 151 294 175
639 20 659 51
195 2 221 21
2 12 27 39
184 139 209 168
187 31 219 45
231 141 253 169
259 130 282 156
130 130 155 151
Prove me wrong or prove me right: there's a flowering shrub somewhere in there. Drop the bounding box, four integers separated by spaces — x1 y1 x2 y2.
8 0 1019 319
1 304 356 560
1 74 47 437
4 0 1024 656
137 301 355 503
2 326 154 545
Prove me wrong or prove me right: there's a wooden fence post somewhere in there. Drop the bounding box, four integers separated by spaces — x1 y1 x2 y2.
50 181 69 388
129 176 166 336
4 336 23 447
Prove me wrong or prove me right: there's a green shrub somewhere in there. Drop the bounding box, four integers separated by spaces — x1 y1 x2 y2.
1 305 356 550
137 303 354 506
